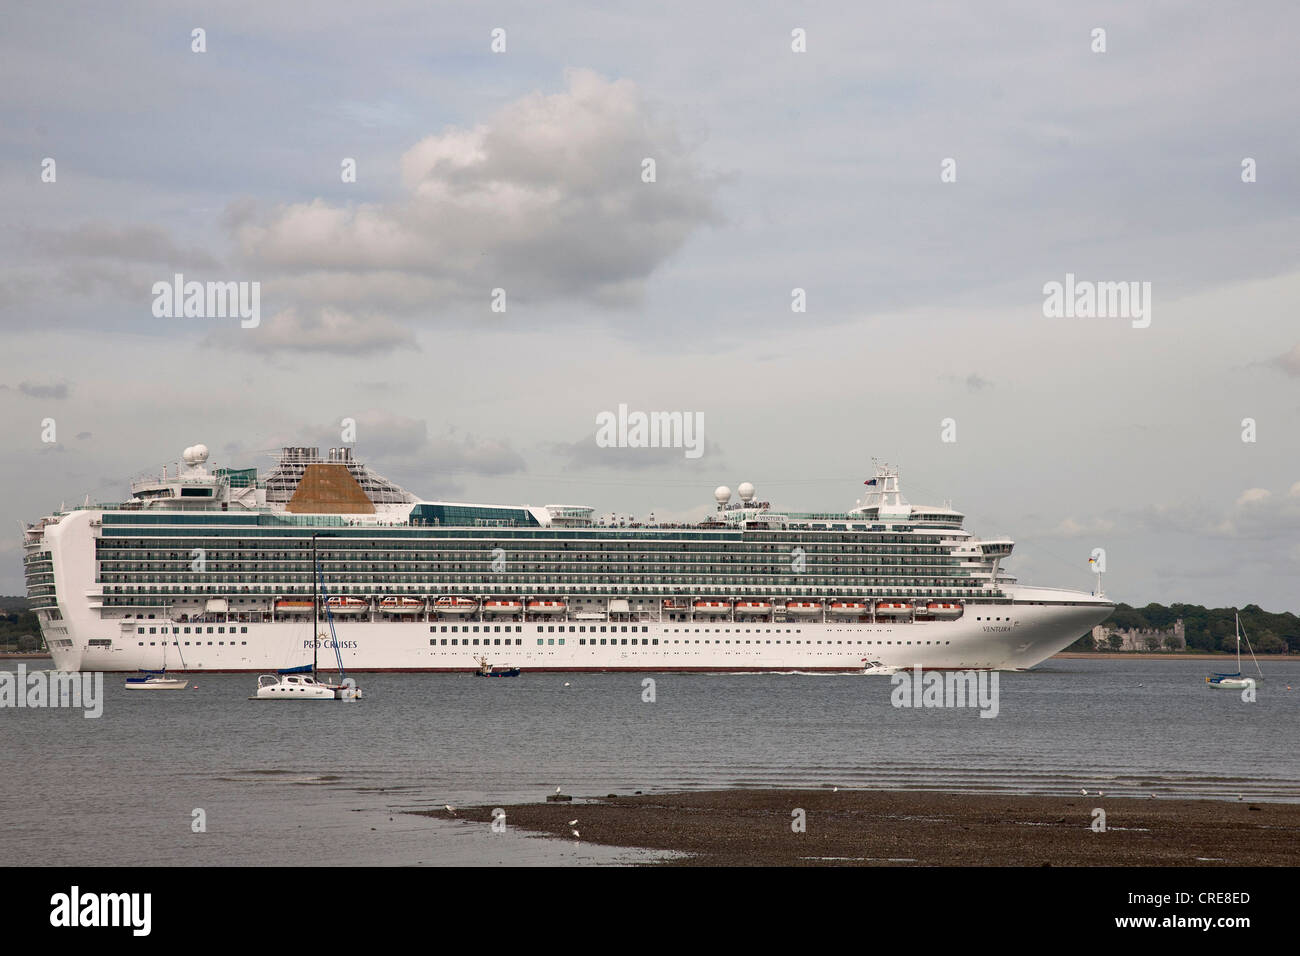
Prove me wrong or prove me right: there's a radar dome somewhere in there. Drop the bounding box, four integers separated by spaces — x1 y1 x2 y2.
737 481 756 502
183 444 209 466
713 485 732 505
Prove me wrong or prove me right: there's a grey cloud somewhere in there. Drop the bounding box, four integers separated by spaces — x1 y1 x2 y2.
229 70 721 318
17 381 69 399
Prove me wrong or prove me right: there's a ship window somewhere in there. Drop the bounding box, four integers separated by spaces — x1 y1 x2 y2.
137 627 143 634
241 627 247 633
621 639 627 645
547 639 554 645
652 639 658 645
537 639 544 645
559 639 565 645
600 639 606 645
580 639 586 645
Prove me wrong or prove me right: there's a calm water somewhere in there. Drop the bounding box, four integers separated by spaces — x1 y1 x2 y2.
2 658 1297 865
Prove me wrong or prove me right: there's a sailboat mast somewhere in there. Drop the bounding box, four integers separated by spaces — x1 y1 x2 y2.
310 535 318 676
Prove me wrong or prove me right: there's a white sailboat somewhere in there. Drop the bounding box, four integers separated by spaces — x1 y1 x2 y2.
125 618 189 689
1206 612 1264 689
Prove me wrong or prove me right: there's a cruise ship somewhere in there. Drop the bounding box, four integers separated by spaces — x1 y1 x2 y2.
23 444 1114 673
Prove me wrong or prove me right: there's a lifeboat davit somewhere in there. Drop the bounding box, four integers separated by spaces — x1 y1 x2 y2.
274 599 313 613
482 599 523 615
434 596 478 615
326 596 369 614
875 602 913 617
693 600 731 613
663 598 689 610
785 601 822 616
379 596 425 614
734 601 772 615
527 599 567 615
925 602 963 618
829 601 869 617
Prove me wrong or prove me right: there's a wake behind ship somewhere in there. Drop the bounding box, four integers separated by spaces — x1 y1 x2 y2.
24 444 1113 674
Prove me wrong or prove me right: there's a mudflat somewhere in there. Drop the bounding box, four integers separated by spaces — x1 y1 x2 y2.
421 789 1300 866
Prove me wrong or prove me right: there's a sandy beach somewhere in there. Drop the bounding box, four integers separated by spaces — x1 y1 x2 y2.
421 789 1300 866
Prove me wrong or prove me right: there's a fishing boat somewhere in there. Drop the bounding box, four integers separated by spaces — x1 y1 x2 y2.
474 656 521 677
1206 612 1264 689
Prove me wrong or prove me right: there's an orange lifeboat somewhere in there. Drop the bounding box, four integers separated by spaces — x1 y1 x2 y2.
379 596 425 614
527 600 567 615
829 601 869 617
875 602 913 617
326 596 369 615
693 600 731 613
784 601 822 616
734 600 772 616
482 599 523 615
434 596 478 615
274 598 314 613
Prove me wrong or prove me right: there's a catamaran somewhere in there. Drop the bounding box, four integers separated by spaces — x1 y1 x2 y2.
253 534 362 700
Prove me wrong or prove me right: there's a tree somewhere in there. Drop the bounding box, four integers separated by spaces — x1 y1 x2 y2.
1068 632 1095 651
1144 635 1162 652
1107 632 1124 651
1256 631 1286 654
1162 633 1181 652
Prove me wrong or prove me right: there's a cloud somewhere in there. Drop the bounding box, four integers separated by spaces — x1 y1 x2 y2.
287 416 526 486
548 435 723 471
17 381 69 400
1055 516 1115 537
28 223 220 268
1271 344 1300 377
229 69 720 326
205 306 418 355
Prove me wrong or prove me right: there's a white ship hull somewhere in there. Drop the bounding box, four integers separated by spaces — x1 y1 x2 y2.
45 592 1109 674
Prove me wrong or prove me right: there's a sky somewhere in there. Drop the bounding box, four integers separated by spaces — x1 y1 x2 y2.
2 1 1299 610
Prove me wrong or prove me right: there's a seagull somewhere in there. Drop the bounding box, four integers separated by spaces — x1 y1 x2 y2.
1098 791 1104 797
444 805 456 815
1081 789 1088 795
555 787 562 794
568 819 578 826
563 682 571 687
832 787 839 792
571 829 580 838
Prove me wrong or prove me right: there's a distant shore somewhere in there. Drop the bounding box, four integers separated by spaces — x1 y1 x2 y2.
423 789 1300 866
1054 651 1300 661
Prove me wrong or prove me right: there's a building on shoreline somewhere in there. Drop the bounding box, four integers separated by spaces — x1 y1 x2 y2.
1092 620 1185 651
